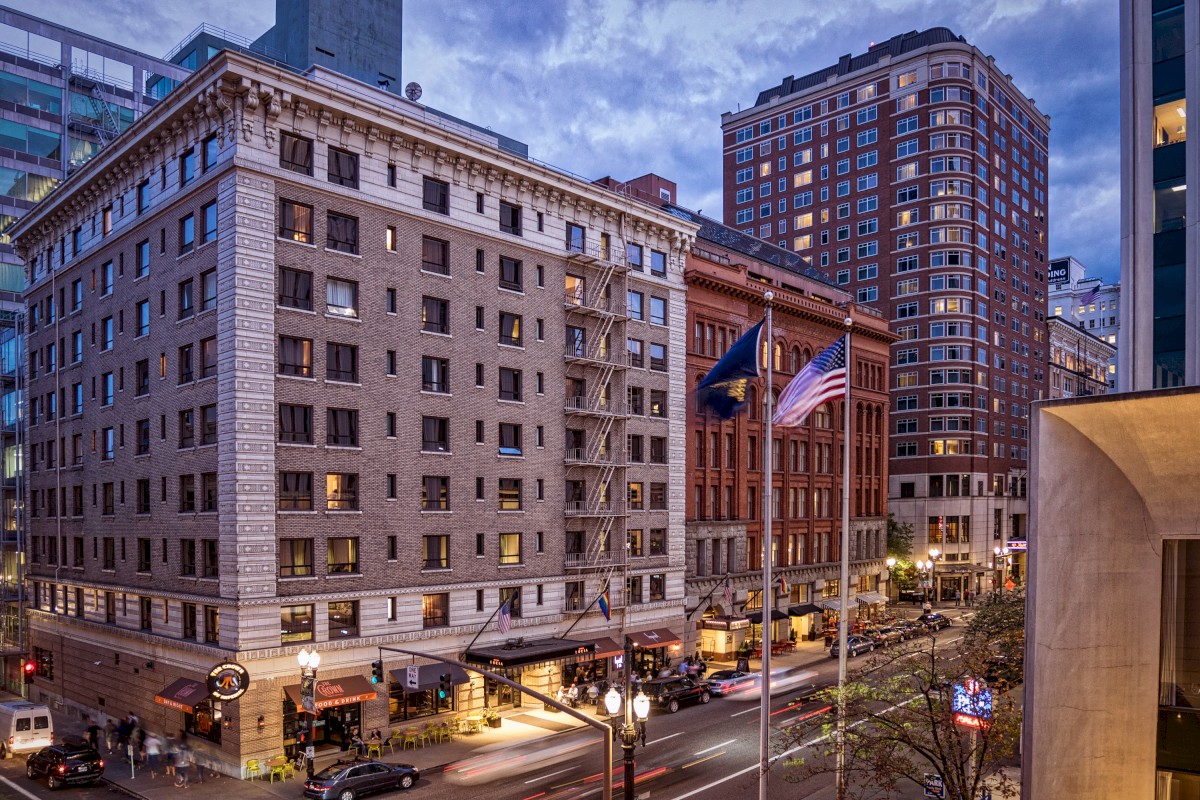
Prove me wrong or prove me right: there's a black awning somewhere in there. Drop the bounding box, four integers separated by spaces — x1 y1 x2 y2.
464 638 594 669
582 636 624 660
154 678 207 713
788 603 824 616
745 609 789 624
627 628 681 649
388 663 470 693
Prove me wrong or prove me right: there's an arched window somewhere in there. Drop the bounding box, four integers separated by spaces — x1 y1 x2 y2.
748 386 759 420
812 403 831 429
773 342 783 371
790 346 801 373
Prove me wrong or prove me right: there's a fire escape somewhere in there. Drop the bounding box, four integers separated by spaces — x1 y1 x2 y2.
563 232 630 618
66 69 123 172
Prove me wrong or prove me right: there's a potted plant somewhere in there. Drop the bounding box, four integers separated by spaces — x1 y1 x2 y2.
483 708 501 728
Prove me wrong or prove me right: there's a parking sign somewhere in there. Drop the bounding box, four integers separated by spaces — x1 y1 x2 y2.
924 773 945 798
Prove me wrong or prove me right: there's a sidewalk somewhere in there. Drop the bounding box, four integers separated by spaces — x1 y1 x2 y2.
49 705 596 800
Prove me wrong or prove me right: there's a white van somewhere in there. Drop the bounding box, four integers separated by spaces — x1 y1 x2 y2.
0 701 53 758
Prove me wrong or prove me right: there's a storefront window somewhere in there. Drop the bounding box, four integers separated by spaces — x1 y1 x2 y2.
185 699 221 744
388 682 454 723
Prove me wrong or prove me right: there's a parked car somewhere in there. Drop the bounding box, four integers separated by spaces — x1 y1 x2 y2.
303 759 419 800
894 619 925 639
25 742 104 789
705 669 758 696
639 676 712 713
862 626 905 647
830 635 875 658
918 612 952 631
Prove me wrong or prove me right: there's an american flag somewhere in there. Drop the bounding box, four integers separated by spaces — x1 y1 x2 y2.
497 599 512 633
1080 283 1101 307
722 579 733 609
773 336 848 427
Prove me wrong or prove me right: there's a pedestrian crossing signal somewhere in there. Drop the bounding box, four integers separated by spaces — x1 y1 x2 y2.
371 660 384 685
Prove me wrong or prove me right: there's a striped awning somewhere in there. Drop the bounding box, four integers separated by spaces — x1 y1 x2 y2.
816 598 846 612
855 592 889 605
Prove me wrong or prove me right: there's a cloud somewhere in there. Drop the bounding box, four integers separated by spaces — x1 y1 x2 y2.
9 0 1119 282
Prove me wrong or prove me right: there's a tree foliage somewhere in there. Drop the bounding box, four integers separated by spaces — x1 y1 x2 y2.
780 609 1024 800
886 514 914 559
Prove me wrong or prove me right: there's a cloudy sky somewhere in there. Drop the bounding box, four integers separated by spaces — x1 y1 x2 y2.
14 0 1119 283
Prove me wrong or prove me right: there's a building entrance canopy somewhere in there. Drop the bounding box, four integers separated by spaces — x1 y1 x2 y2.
154 678 208 713
463 637 594 669
283 675 377 710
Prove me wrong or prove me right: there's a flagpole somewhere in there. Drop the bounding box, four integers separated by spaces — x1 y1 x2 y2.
759 293 774 800
836 317 853 800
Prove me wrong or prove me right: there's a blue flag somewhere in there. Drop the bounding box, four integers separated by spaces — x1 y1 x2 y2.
694 319 764 419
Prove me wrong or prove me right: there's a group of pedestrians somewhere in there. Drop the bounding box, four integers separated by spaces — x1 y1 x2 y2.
82 711 201 788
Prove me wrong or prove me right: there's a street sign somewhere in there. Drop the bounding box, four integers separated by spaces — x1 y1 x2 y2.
1004 579 1016 591
406 665 420 690
924 773 945 798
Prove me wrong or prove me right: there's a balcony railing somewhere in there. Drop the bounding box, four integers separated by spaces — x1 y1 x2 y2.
564 549 627 569
564 447 623 466
564 343 629 367
564 500 625 517
564 395 625 416
563 291 626 317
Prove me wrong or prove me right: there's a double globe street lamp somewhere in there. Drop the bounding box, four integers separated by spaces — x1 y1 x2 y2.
297 647 322 778
605 638 651 796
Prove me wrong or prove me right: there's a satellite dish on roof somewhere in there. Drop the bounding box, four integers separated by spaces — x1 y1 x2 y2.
405 82 423 102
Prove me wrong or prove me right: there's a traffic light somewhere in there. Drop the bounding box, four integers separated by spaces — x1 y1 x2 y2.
21 658 34 684
438 672 452 701
370 659 384 685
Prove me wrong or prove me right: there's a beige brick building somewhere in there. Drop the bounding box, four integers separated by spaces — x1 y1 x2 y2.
12 52 695 773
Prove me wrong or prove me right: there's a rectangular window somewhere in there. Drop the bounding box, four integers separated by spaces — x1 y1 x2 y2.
422 236 449 275
500 201 522 235
201 201 217 243
278 267 313 310
318 278 358 320
423 536 449 570
422 475 449 510
499 532 522 564
279 200 314 243
278 336 313 377
326 212 358 254
279 472 314 511
422 593 449 627
423 177 449 214
326 342 358 382
326 408 359 447
327 601 358 638
279 404 313 444
280 133 314 175
180 149 196 186
281 605 314 642
422 416 449 452
200 269 217 311
499 256 523 291
422 356 448 393
327 537 359 573
327 146 359 188
326 473 360 511
499 312 522 346
179 214 194 254
279 538 314 576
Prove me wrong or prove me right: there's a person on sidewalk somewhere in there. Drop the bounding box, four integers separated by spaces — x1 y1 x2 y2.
144 733 162 778
85 718 101 752
174 744 191 788
954 589 961 607
104 719 116 753
164 735 178 778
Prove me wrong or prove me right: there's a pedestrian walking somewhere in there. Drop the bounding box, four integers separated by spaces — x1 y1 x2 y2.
174 744 191 788
104 720 116 753
144 733 162 778
165 735 178 778
954 589 961 607
85 718 100 752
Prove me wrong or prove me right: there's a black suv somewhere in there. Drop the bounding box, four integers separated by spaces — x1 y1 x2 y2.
640 676 712 713
303 759 419 800
26 742 104 788
917 612 952 631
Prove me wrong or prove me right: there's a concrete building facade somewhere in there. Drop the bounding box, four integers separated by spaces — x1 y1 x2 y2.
1025 2 1200 798
1046 317 1115 400
12 50 695 775
720 28 1051 597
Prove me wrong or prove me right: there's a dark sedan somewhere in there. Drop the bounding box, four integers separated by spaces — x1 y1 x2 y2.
303 759 419 800
830 635 875 658
26 742 104 788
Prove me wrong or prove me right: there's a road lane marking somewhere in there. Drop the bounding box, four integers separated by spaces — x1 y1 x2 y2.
0 776 45 800
682 752 725 770
526 767 574 783
664 696 920 800
694 739 736 755
729 705 759 717
647 731 684 746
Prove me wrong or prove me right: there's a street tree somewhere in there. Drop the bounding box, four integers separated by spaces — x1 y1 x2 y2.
779 617 1023 799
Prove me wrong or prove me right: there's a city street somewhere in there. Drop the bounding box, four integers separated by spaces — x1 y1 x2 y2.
0 608 978 800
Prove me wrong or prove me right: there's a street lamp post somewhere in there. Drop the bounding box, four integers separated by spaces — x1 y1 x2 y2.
605 637 650 798
885 557 897 603
297 647 321 778
994 546 1010 591
928 548 941 605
